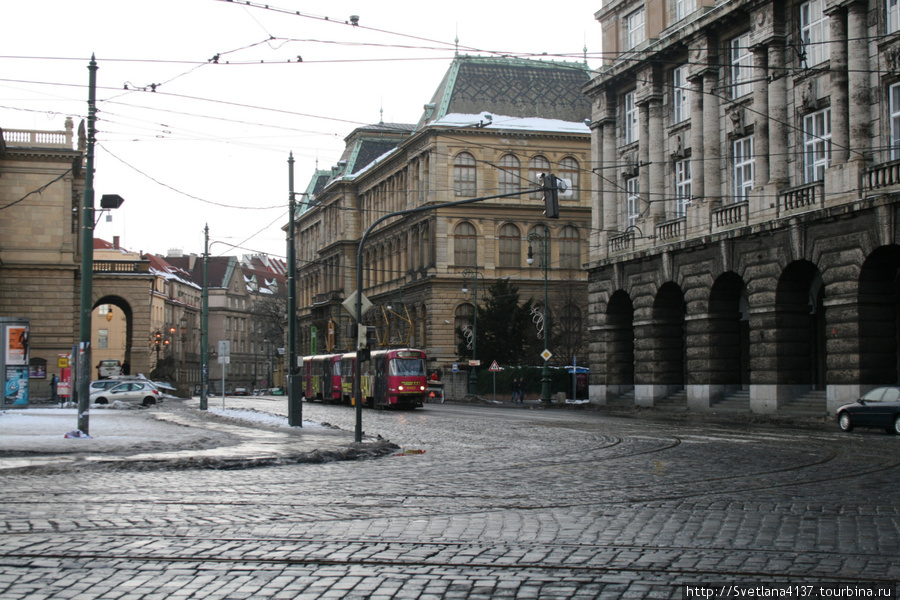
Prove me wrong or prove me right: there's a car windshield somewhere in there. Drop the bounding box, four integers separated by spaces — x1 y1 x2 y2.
861 388 888 402
389 358 425 377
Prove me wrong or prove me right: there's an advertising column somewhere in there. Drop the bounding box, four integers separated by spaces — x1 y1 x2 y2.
1 317 30 406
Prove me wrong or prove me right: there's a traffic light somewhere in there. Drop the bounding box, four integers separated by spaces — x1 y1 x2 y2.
540 173 562 219
357 325 377 362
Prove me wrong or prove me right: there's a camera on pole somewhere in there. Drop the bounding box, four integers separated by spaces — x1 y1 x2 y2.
541 173 564 219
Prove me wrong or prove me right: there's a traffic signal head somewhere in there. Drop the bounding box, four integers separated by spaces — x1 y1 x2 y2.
541 173 560 219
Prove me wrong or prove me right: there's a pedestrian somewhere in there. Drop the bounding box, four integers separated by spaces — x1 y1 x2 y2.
511 378 523 403
517 378 525 403
121 360 130 375
50 373 59 405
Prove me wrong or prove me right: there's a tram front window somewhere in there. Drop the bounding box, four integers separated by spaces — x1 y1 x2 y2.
389 358 425 377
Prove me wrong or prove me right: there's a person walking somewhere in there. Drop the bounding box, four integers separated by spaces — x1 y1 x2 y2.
50 373 59 405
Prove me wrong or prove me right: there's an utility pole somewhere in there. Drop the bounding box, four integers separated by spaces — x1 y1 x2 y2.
200 224 209 410
76 55 98 436
287 153 301 426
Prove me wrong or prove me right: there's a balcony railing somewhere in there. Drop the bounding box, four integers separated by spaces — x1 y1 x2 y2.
861 158 900 196
655 217 685 243
608 230 635 254
711 200 748 230
93 259 151 273
777 181 823 216
2 128 72 148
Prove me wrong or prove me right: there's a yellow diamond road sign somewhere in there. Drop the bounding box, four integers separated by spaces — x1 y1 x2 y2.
541 349 553 361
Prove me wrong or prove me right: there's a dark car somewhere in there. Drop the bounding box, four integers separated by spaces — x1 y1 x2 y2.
836 387 900 434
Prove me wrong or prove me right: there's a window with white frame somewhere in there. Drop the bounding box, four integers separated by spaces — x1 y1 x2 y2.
891 83 900 160
675 0 695 21
674 159 692 218
733 136 755 201
498 154 520 195
731 33 753 99
890 0 900 34
803 108 831 183
626 177 640 228
98 329 108 349
624 91 638 145
499 223 521 267
454 152 477 196
801 0 830 67
626 7 645 50
673 65 691 124
558 157 580 200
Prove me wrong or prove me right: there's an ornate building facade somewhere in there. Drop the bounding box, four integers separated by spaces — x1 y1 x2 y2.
294 55 594 372
584 0 900 414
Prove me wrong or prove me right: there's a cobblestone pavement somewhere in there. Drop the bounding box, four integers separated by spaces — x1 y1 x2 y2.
1 399 898 599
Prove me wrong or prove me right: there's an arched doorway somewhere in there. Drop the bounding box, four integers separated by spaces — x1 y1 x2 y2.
858 246 900 384
776 261 826 390
651 282 686 393
606 290 635 398
92 295 134 376
708 272 749 388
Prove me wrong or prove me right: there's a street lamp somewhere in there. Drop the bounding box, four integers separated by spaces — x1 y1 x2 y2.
527 226 552 402
461 267 485 395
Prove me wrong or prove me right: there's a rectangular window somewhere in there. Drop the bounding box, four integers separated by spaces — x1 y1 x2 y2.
675 159 692 217
890 0 900 34
803 108 832 183
675 0 695 21
801 0 830 67
624 91 638 145
626 8 645 50
891 83 900 160
733 136 755 201
672 65 691 124
626 177 640 228
98 329 108 349
731 33 753 99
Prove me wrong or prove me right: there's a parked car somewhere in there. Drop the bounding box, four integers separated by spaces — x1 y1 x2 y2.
97 359 122 378
90 375 152 394
233 387 249 396
90 381 161 406
836 386 900 434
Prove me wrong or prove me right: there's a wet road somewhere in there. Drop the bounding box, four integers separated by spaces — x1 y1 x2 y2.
1 399 898 599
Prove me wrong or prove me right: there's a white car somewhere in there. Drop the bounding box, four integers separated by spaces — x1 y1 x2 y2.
90 381 161 406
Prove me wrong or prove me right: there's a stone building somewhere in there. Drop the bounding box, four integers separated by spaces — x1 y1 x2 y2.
294 55 594 373
584 0 900 414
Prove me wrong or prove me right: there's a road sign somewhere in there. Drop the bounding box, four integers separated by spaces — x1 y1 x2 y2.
489 360 501 372
452 363 458 373
343 290 373 319
541 349 553 361
218 340 230 357
468 359 481 366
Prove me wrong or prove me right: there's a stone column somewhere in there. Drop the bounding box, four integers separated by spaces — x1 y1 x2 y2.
602 116 618 239
648 96 665 223
767 40 788 184
702 71 721 201
752 45 769 185
639 102 651 224
689 75 705 200
590 118 603 260
828 6 849 164
847 1 869 162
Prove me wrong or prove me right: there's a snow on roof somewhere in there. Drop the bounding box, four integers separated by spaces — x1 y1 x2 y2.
432 113 590 134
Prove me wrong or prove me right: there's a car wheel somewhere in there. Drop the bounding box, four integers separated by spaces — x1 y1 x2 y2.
94 397 108 405
838 412 854 432
142 397 156 407
893 415 900 435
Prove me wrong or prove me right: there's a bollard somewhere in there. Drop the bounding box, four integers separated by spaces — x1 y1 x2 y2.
287 374 303 427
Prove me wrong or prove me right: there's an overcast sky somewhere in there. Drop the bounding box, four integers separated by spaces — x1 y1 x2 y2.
3 1 599 259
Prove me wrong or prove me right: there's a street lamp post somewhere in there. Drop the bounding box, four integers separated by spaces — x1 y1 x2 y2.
527 226 552 402
461 267 485 395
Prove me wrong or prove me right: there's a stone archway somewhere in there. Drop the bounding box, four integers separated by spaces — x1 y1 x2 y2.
91 273 153 376
858 245 900 385
775 261 826 392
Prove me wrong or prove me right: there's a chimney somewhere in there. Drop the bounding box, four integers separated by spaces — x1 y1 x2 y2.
113 236 120 249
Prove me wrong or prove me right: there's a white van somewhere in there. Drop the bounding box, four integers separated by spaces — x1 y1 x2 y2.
97 359 122 378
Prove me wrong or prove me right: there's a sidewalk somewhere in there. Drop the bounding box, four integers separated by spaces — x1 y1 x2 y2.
0 399 397 473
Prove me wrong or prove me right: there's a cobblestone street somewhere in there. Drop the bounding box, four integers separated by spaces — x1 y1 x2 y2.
1 400 898 599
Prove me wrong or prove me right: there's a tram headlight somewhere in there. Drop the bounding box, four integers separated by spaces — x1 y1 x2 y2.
397 385 404 391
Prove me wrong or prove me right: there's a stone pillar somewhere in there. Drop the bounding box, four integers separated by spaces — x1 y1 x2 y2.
639 102 651 225
752 45 769 185
828 6 849 164
847 1 869 162
689 75 705 200
767 41 788 184
602 116 618 239
589 117 603 260
648 96 665 223
702 71 721 201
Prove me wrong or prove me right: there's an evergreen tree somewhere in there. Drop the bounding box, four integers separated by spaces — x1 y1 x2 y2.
457 278 533 365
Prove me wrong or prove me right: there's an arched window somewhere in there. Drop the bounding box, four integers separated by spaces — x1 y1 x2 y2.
454 152 477 196
454 222 477 266
498 224 521 267
559 226 581 269
498 154 520 195
559 157 580 200
528 225 550 269
529 156 550 199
